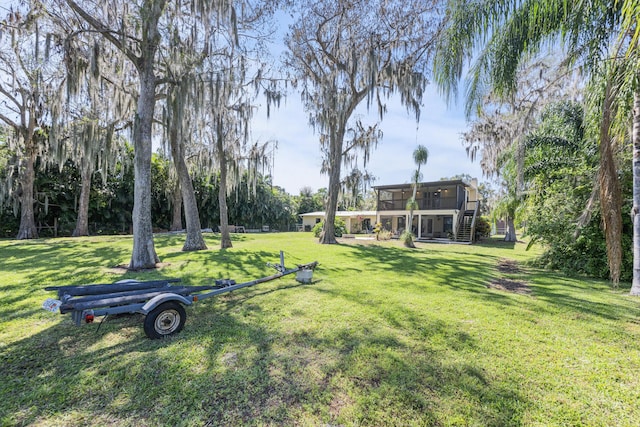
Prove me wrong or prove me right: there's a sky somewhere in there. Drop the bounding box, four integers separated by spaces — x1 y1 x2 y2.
0 1 485 195
252 85 485 195
248 7 486 196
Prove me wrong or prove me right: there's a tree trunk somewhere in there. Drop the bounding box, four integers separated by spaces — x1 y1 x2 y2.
218 177 232 249
405 167 420 248
179 163 207 250
319 128 344 244
408 185 418 231
65 0 164 267
129 64 159 269
169 125 207 251
73 159 92 237
216 125 232 249
504 216 517 242
321 173 339 244
170 181 182 232
599 80 622 286
631 90 640 295
405 206 416 248
16 146 38 240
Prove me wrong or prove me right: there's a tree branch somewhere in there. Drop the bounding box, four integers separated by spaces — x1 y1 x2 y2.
0 84 23 114
315 13 345 70
65 0 140 67
0 111 19 129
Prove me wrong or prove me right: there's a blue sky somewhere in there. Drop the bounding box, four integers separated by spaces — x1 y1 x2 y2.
0 1 484 195
252 84 485 195
250 7 486 196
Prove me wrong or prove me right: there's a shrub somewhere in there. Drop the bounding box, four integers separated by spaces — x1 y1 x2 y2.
312 222 322 237
312 218 347 238
377 230 393 241
475 216 491 240
373 222 382 240
530 211 632 282
400 230 415 247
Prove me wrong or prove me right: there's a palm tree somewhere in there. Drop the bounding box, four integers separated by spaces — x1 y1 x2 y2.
632 84 640 295
404 145 429 248
434 0 632 286
620 1 640 295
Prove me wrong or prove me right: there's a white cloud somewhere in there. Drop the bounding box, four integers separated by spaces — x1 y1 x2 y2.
252 85 484 195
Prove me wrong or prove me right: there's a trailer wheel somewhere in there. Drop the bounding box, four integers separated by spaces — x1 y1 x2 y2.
143 302 186 339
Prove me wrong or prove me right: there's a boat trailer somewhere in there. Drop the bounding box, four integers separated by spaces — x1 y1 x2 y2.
42 252 317 339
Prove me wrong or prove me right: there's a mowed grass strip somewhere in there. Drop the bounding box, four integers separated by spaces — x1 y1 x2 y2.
1 233 639 426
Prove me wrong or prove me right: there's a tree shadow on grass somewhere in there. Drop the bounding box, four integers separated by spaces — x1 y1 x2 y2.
333 242 640 324
524 273 640 322
475 237 517 250
342 242 640 328
1 277 529 426
9 235 631 425
0 242 135 327
333 243 519 307
0 318 164 425
160 248 285 283
0 239 132 282
191 289 528 426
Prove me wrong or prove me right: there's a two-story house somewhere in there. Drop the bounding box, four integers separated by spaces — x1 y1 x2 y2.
373 179 480 241
300 179 481 242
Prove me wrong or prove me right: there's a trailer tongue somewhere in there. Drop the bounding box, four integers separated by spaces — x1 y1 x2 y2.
42 252 317 339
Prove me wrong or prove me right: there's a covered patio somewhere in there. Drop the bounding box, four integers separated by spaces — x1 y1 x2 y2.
299 211 377 233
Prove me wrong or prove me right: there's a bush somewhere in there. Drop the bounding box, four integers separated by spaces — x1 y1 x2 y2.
475 216 491 240
377 230 393 241
531 211 632 282
400 230 415 247
0 207 19 238
312 218 347 238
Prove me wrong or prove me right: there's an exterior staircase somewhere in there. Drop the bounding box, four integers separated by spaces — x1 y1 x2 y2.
456 210 475 242
455 205 479 243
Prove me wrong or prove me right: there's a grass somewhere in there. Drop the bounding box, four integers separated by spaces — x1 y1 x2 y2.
1 232 639 426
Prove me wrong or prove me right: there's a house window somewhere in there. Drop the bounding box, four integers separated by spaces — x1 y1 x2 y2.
381 216 393 231
432 191 441 208
443 216 453 233
379 190 394 210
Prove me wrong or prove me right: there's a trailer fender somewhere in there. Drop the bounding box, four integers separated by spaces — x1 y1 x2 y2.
140 293 192 315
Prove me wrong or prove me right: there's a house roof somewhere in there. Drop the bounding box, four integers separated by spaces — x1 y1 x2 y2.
373 179 474 191
299 210 377 218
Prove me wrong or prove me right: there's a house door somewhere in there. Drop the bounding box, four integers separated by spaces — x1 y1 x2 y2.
397 216 406 234
443 216 453 235
420 216 433 237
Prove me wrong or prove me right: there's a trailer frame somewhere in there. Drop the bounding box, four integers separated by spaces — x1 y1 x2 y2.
43 251 317 339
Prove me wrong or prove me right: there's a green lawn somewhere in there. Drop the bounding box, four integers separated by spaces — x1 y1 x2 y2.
1 233 639 426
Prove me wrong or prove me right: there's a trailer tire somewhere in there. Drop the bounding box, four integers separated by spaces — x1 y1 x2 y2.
143 302 186 339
